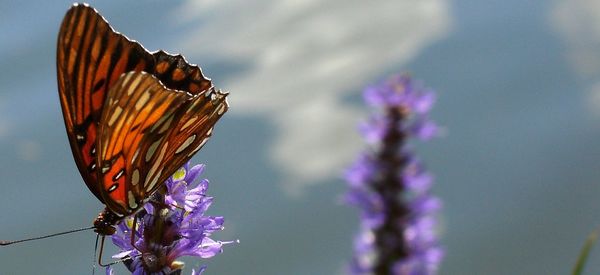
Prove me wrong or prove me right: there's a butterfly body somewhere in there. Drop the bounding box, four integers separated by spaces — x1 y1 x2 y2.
56 3 228 234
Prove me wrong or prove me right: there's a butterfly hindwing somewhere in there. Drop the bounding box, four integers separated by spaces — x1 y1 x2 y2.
161 87 229 175
97 72 227 215
57 3 214 204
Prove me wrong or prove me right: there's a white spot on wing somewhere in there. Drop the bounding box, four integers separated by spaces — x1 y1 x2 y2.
145 139 161 162
132 147 141 163
176 134 196 154
132 169 140 185
146 169 163 192
108 183 118 192
180 116 198 131
128 73 143 95
122 72 133 86
150 112 173 133
128 191 138 209
135 91 151 110
114 169 124 180
146 142 169 188
108 106 122 126
158 115 175 134
187 137 208 157
217 103 226 115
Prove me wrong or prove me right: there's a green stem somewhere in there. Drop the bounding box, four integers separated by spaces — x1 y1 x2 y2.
572 227 600 275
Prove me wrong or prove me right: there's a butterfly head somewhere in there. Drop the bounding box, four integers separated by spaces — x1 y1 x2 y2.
93 208 120 235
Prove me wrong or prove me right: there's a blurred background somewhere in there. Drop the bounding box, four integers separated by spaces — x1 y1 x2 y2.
1 0 600 274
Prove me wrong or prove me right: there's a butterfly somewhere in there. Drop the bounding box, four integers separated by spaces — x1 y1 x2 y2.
56 3 228 236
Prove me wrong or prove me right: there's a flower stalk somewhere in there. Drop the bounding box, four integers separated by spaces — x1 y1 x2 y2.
345 74 443 275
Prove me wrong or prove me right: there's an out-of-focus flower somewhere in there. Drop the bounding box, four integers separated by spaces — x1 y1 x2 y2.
345 74 443 274
110 163 233 275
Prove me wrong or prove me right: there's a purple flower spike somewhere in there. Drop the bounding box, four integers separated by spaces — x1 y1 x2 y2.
345 74 443 274
110 163 233 274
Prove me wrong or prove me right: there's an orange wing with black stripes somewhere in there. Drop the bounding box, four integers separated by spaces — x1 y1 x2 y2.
56 3 222 209
96 72 227 215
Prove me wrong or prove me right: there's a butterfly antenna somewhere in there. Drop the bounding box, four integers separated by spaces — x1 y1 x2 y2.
0 226 96 246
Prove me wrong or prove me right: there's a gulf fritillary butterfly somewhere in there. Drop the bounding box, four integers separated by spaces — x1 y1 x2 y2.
56 3 228 236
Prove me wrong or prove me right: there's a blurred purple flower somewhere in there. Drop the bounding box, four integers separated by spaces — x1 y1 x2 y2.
110 163 233 275
345 74 443 274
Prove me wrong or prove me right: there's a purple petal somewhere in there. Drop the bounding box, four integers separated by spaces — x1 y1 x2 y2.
363 86 385 107
192 266 207 275
112 250 134 259
185 164 206 184
345 154 376 186
410 195 442 215
411 119 438 140
413 90 436 114
359 116 388 143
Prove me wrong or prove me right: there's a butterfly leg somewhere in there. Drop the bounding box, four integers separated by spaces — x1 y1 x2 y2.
97 234 131 268
92 234 99 275
97 235 109 267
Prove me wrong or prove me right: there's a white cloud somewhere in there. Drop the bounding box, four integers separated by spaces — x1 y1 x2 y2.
550 0 600 116
551 0 600 76
176 0 452 193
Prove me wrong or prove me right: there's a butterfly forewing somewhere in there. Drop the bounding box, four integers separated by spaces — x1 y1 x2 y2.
97 72 227 215
57 3 214 204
